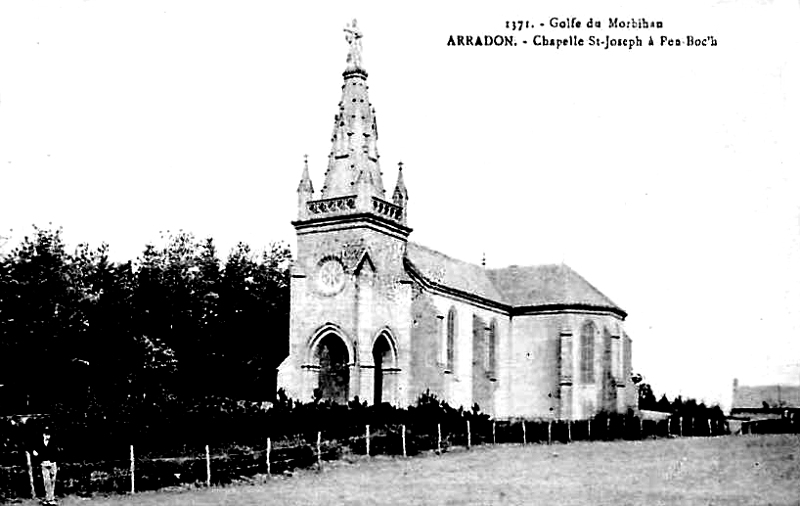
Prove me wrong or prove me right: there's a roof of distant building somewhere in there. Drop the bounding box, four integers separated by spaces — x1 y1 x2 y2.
732 384 800 409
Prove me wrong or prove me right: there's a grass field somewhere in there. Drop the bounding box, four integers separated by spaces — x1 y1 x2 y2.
15 434 800 506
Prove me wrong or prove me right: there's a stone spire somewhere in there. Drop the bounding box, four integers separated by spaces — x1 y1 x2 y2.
321 19 385 200
298 154 314 193
297 155 314 220
392 162 408 202
392 162 408 224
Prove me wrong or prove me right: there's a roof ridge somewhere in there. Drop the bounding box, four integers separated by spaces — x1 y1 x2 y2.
487 262 564 272
407 241 482 268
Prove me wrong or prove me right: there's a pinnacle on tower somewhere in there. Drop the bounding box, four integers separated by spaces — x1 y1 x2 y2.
298 154 314 194
392 161 409 224
297 155 314 220
392 161 408 203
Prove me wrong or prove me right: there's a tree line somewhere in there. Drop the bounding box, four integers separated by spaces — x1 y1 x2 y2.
0 226 291 416
635 374 725 421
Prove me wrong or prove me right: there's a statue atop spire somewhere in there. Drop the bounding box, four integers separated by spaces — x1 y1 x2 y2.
343 19 364 69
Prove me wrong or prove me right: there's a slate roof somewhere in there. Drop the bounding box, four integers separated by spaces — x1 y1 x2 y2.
732 385 800 409
405 242 506 302
405 242 624 314
486 264 621 309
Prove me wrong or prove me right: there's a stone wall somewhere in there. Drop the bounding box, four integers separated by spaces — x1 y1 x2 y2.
279 220 412 406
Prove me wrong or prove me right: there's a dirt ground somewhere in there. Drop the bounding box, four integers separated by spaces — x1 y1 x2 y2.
15 434 800 506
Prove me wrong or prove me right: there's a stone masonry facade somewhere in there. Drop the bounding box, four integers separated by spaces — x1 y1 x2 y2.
276 22 636 419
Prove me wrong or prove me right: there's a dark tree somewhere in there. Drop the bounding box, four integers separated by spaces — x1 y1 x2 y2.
1 226 291 416
656 394 672 413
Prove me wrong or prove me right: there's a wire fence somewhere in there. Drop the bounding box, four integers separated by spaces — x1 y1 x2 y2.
0 411 755 502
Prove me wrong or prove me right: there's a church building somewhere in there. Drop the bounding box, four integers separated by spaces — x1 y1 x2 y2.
277 21 636 420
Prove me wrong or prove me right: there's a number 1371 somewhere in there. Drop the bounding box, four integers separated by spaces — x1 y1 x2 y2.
506 20 530 31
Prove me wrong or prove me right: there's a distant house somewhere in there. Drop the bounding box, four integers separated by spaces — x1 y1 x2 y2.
732 378 800 413
729 378 800 433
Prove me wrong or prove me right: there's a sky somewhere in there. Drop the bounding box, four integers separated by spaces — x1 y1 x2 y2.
1 0 799 411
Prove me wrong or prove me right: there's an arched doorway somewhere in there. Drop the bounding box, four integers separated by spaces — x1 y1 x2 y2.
314 333 350 403
372 333 395 405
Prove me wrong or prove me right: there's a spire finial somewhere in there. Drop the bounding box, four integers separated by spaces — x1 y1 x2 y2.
344 19 364 69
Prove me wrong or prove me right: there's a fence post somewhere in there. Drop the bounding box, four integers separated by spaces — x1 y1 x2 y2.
492 420 496 445
366 425 370 457
679 416 683 437
707 418 712 436
205 444 211 487
522 420 527 445
466 420 471 449
130 444 135 494
25 451 36 499
667 417 671 436
437 423 442 455
638 416 643 439
587 418 591 440
316 431 322 470
567 420 572 443
266 437 271 476
401 424 407 458
548 420 552 445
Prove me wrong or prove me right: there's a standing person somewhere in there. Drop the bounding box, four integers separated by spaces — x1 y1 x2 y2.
32 427 58 505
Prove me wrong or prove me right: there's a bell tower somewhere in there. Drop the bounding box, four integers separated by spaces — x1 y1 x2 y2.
278 20 413 406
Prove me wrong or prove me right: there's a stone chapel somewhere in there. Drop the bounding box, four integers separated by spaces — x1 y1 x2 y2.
277 21 636 420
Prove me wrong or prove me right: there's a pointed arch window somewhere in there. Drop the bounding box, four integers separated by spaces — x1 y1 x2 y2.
487 319 498 378
580 321 596 384
446 307 457 371
603 327 613 374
